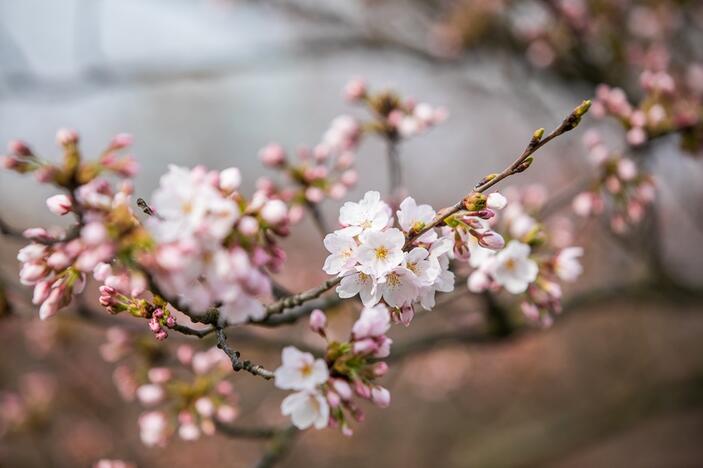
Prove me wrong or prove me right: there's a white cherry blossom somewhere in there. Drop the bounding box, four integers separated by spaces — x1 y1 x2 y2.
274 346 329 391
336 268 382 306
554 247 584 282
322 230 358 275
491 240 538 294
338 191 390 234
281 390 330 430
356 228 405 277
396 197 437 242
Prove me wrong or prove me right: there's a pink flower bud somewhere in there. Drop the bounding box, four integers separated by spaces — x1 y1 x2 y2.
354 380 372 399
32 280 51 305
216 404 237 423
326 390 341 408
372 362 389 377
56 128 79 146
109 133 133 150
340 169 358 187
371 386 391 408
136 384 164 406
81 222 108 245
238 216 259 236
195 397 215 417
343 78 367 101
148 318 161 333
147 367 172 384
258 143 286 167
93 262 113 281
332 379 353 400
486 192 507 210
46 194 72 216
477 231 505 250
8 139 32 156
219 167 241 192
626 127 646 146
305 186 325 203
154 330 168 341
309 309 327 334
260 199 288 225
352 338 377 355
521 302 540 321
617 158 637 181
288 205 305 224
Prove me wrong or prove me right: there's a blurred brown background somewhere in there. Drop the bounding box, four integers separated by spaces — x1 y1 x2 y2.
1 1 703 467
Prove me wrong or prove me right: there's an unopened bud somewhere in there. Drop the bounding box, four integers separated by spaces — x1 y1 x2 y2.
463 193 487 211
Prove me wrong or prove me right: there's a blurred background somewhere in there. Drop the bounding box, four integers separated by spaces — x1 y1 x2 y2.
1 0 703 466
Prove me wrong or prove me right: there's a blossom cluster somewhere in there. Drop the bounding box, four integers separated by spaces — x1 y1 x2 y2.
274 306 392 434
324 191 455 323
256 114 362 215
141 164 293 325
465 186 584 326
7 132 140 320
344 77 448 140
573 130 656 234
101 327 240 446
591 74 703 152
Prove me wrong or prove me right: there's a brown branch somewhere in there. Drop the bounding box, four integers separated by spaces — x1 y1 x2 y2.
259 99 590 320
216 327 275 380
215 422 278 439
254 425 299 468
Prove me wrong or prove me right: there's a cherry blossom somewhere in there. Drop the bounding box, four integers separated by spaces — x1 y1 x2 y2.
274 346 329 391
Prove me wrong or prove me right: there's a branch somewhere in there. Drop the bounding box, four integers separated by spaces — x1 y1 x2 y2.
407 100 591 246
215 422 278 439
258 100 590 321
305 201 330 239
171 323 215 338
216 328 275 380
0 215 26 240
254 425 298 468
386 138 403 199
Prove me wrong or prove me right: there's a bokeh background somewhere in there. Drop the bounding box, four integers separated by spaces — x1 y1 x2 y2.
1 0 703 467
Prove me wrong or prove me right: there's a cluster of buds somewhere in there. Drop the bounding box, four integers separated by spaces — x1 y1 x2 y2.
6 131 143 320
463 185 584 326
344 77 447 140
591 68 703 152
433 0 701 86
574 130 656 234
256 112 361 217
274 305 392 434
100 328 240 447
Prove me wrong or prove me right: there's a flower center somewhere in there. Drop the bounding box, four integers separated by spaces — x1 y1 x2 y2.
181 201 193 214
375 246 389 261
406 262 417 273
386 272 401 287
300 362 313 377
505 258 516 271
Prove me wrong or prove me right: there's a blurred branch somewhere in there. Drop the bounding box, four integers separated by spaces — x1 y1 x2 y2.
305 201 330 238
254 425 298 468
215 422 278 439
0 214 25 239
